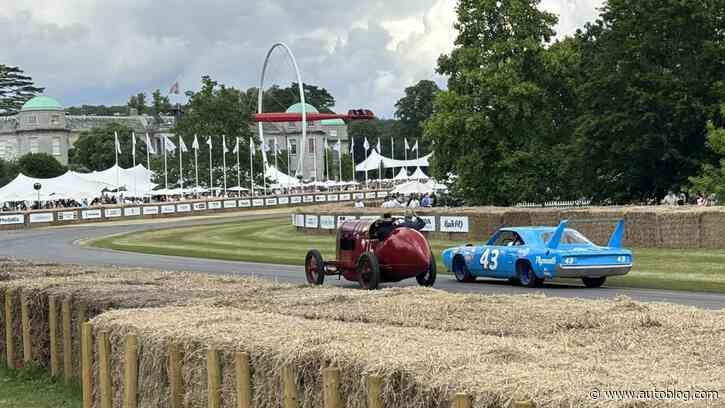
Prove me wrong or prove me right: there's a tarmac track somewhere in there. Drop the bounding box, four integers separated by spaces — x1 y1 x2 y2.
1 210 724 310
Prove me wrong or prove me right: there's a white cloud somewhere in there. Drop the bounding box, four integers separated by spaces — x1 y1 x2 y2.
0 0 602 117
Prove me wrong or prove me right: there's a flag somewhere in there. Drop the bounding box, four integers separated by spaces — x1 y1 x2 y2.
376 137 381 152
333 140 341 152
363 137 370 150
222 135 229 153
192 134 199 150
350 137 355 154
169 81 180 95
404 138 410 150
411 140 419 151
163 135 177 152
249 137 255 156
206 136 213 149
132 132 137 158
233 137 240 154
179 136 188 153
114 132 122 154
145 133 156 154
274 138 279 153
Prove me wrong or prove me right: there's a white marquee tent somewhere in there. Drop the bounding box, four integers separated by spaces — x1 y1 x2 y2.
393 167 409 180
0 172 115 203
410 167 429 180
76 164 156 193
355 150 433 172
265 165 302 187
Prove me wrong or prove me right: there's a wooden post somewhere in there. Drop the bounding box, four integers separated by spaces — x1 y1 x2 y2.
513 400 536 408
78 303 87 379
20 290 31 364
98 330 112 408
322 367 341 408
168 343 184 408
124 334 138 408
367 375 383 408
4 289 14 369
282 365 298 408
48 295 59 376
81 322 93 408
452 393 472 408
235 352 251 408
62 298 72 382
207 348 221 408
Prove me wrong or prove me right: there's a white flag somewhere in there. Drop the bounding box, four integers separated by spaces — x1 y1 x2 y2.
164 135 176 152
404 138 410 150
411 140 419 151
333 140 341 153
131 132 136 158
249 137 255 157
179 136 188 153
145 133 156 154
233 137 240 154
350 138 355 154
192 134 199 150
206 136 213 149
363 137 370 150
222 135 229 153
376 137 381 152
114 132 122 154
274 139 279 153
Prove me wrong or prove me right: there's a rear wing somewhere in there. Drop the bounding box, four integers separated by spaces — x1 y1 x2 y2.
607 219 625 248
546 220 568 250
546 218 625 249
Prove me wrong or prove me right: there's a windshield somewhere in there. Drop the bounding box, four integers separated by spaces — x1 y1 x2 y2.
541 229 593 245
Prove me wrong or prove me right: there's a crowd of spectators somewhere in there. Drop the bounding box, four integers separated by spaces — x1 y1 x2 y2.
381 193 437 208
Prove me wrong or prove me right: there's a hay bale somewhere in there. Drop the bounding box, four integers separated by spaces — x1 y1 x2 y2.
699 209 725 249
528 209 561 227
501 210 532 228
624 208 658 247
657 210 702 249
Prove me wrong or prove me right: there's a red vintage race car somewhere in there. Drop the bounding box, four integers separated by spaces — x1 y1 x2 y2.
304 215 436 290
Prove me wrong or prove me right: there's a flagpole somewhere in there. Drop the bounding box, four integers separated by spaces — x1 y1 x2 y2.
222 135 227 197
313 138 318 191
323 137 327 182
236 137 241 191
132 131 136 199
404 138 408 176
163 136 168 196
209 137 214 197
114 131 119 188
391 135 395 179
146 133 151 181
351 139 355 185
194 135 199 196
337 143 342 185
249 138 254 197
286 138 291 193
178 135 184 195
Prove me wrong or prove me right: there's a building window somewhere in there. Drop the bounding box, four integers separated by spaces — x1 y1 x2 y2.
50 115 61 125
289 139 297 155
26 115 37 125
52 138 61 156
329 130 338 137
30 138 39 154
307 138 315 154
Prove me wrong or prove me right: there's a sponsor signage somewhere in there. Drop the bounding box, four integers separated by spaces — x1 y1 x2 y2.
377 191 388 198
365 192 377 199
291 196 302 204
252 198 264 207
305 215 319 228
327 194 338 202
295 214 304 227
105 208 122 218
123 207 141 217
82 209 102 220
337 215 356 227
265 198 278 206
239 199 251 208
303 195 314 203
0 214 24 225
161 205 176 214
353 193 364 200
208 201 222 210
320 215 335 230
420 216 436 232
278 197 289 205
143 206 159 215
177 204 192 212
440 216 469 233
193 203 207 211
339 193 351 201
58 211 77 221
30 213 53 223
224 200 237 209
360 215 379 220
315 195 327 202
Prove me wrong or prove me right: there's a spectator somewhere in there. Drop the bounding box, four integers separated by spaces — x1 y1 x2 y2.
354 199 365 208
421 193 433 208
407 194 420 208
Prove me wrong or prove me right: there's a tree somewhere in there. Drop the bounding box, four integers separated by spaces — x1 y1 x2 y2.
574 0 725 203
65 105 129 116
424 0 560 205
395 80 440 146
151 89 172 116
0 65 44 115
69 123 144 171
689 104 725 201
16 153 66 178
0 158 18 187
127 92 147 114
261 82 336 113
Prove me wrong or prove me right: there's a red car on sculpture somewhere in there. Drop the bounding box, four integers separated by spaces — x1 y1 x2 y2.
304 215 436 290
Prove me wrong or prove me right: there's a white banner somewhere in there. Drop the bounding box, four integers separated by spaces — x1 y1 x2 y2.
266 198 278 206
303 195 314 203
440 216 469 233
58 211 77 221
327 194 338 202
161 205 176 214
315 195 327 202
320 215 335 229
224 200 237 208
365 192 377 199
82 209 102 220
208 201 222 210
123 207 141 217
193 203 207 211
305 215 319 228
239 199 251 208
29 213 53 223
252 198 264 207
295 214 304 227
337 215 356 227
353 193 364 200
143 206 159 215
360 215 379 220
291 196 302 204
339 193 351 201
0 214 24 225
177 204 192 212
278 197 290 205
377 191 388 198
420 216 436 232
105 208 123 218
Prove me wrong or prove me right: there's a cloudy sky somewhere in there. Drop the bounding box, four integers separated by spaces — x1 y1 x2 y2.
0 0 603 118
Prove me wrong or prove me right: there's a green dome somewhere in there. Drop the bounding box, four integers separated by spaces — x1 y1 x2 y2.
320 118 345 126
285 102 319 114
21 96 63 112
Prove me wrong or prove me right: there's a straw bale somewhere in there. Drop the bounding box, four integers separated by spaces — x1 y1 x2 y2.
657 211 702 249
699 209 725 249
501 210 532 228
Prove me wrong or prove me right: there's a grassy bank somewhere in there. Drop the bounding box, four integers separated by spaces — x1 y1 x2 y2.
90 218 725 293
0 364 82 408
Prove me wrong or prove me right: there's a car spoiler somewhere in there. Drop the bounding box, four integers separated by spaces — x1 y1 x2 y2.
546 220 568 250
607 219 625 248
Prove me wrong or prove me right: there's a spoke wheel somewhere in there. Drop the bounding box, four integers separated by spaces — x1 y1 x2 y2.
357 252 381 290
416 254 437 287
305 249 325 285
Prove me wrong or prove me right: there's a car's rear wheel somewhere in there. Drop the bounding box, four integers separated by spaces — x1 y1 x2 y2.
357 252 381 290
304 249 325 285
582 276 606 288
452 256 475 283
518 263 543 288
416 254 437 287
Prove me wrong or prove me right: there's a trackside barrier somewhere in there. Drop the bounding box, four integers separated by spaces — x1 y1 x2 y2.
0 287 537 408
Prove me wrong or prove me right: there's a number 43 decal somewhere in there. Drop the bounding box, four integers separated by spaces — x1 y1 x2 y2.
480 248 500 270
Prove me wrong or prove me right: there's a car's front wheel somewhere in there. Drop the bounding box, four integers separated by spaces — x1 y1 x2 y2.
416 254 437 287
452 256 475 283
357 252 381 290
582 276 606 288
518 263 543 288
304 249 325 285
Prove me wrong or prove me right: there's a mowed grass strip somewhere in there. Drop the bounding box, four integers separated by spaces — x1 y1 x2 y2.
0 364 82 408
91 218 725 293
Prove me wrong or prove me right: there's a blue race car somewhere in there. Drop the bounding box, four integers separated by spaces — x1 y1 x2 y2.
441 220 632 288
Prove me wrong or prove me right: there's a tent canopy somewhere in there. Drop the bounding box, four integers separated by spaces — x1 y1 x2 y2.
76 164 156 193
355 150 433 171
0 171 115 203
265 165 302 187
410 167 429 180
393 167 409 180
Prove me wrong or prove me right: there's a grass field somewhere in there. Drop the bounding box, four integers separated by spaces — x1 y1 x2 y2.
90 217 725 293
0 364 82 408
